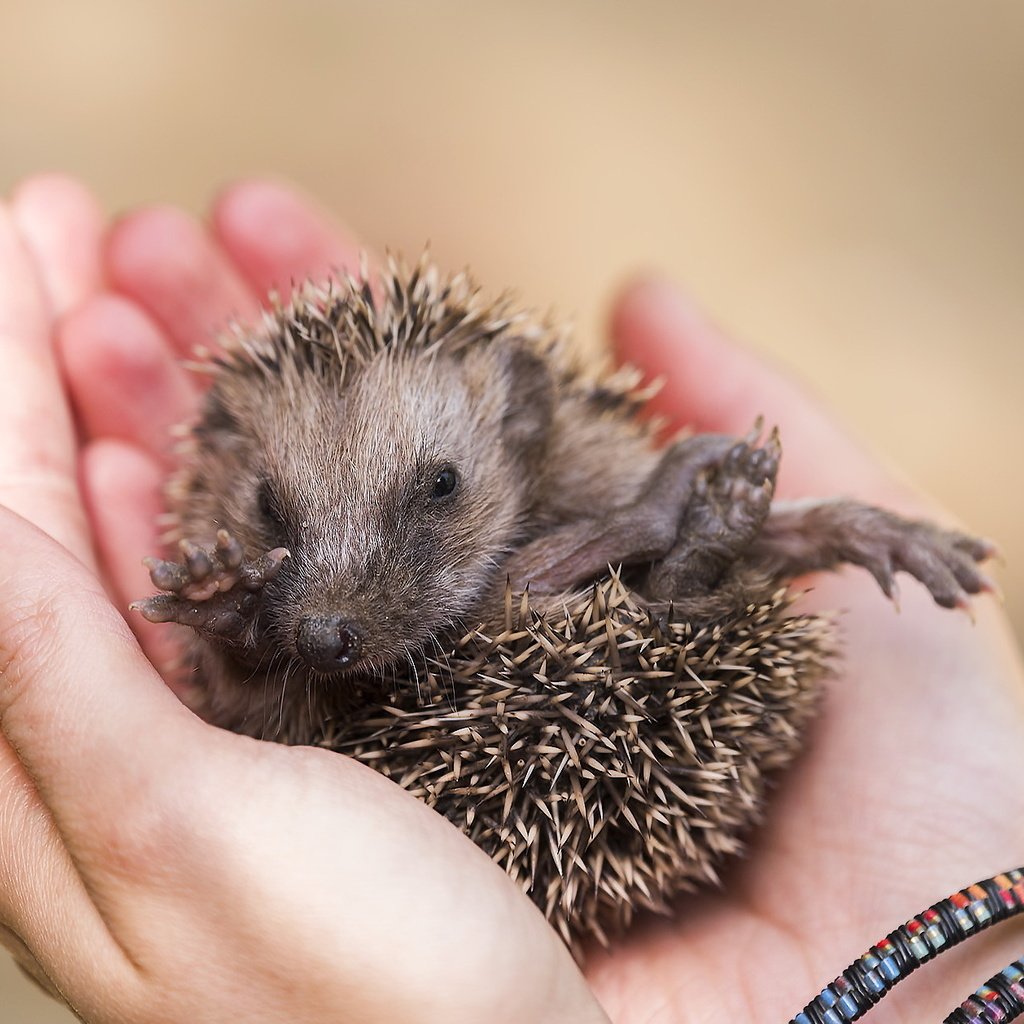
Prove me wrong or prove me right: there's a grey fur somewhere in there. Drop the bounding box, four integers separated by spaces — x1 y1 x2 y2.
132 258 996 947
138 258 994 752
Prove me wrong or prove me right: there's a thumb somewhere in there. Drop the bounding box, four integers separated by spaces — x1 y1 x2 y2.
609 277 897 501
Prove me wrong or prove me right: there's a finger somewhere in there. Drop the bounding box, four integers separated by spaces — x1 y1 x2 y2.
0 737 133 1014
0 506 201 832
0 509 205 1016
211 178 364 297
10 173 103 317
106 206 261 356
80 440 195 694
0 203 92 566
610 278 897 501
59 294 196 461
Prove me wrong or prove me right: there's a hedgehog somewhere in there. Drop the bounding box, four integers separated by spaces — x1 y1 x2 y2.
133 259 996 951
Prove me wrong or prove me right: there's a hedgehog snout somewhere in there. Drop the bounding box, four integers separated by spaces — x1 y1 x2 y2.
296 614 363 673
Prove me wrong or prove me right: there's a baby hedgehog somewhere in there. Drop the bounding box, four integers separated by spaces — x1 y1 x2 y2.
135 260 995 949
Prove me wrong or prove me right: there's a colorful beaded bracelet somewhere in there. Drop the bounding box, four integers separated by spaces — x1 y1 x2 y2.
790 868 1024 1023
944 959 1024 1024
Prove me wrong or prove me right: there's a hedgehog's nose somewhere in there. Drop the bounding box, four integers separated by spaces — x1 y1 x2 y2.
296 614 363 672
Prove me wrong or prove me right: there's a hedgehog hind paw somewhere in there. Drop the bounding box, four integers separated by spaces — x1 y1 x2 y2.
893 524 999 612
648 431 780 599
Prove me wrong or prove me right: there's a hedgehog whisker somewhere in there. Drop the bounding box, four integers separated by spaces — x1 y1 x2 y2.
305 669 314 732
274 658 299 740
405 650 422 704
428 634 458 713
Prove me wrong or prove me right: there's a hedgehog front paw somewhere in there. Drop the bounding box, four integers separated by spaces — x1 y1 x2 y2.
131 530 289 641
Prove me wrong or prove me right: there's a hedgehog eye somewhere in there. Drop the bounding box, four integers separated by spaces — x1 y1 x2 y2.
431 466 459 502
258 479 286 529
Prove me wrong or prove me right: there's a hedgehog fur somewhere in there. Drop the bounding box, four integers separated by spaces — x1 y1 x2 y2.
322 572 831 950
135 256 994 954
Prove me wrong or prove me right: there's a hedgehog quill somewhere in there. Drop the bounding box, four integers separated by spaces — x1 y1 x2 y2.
133 259 996 951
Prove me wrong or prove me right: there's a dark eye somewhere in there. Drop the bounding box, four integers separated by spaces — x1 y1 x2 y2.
258 480 286 528
431 466 459 502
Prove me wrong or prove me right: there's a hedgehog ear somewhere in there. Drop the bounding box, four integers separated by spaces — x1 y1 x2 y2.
463 341 554 461
192 390 243 453
496 344 555 462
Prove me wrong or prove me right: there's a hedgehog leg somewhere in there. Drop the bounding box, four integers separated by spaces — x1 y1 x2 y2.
503 432 738 593
747 499 999 609
131 530 290 643
646 429 781 600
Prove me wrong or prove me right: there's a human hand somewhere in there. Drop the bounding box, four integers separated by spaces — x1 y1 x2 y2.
49 177 1024 1020
0 177 607 1024
584 281 1024 1018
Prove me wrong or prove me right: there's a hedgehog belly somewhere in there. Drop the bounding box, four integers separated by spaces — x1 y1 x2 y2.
322 573 832 952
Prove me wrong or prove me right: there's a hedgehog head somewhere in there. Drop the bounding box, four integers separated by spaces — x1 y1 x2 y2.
175 272 555 679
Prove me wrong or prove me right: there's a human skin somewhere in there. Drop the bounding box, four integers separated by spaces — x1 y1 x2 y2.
2 174 1023 1020
0 176 606 1024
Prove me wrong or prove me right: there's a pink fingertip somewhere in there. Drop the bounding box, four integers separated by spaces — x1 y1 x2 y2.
81 439 194 693
10 173 104 316
607 275 906 503
609 276 755 435
106 205 260 353
58 293 196 457
212 178 363 296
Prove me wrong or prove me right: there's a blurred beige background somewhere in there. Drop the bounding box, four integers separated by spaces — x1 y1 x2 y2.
1 0 1022 1018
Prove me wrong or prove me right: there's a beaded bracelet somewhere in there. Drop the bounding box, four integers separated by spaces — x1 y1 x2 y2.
944 959 1024 1024
790 869 1024 1023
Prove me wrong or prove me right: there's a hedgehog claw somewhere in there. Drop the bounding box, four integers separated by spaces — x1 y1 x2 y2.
130 594 183 624
976 538 1003 564
239 547 291 590
953 591 976 624
143 556 191 594
742 416 765 446
180 539 213 581
867 559 897 603
215 529 244 570
978 573 1004 602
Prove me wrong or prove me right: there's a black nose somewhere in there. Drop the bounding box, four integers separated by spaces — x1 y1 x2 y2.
296 615 363 672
